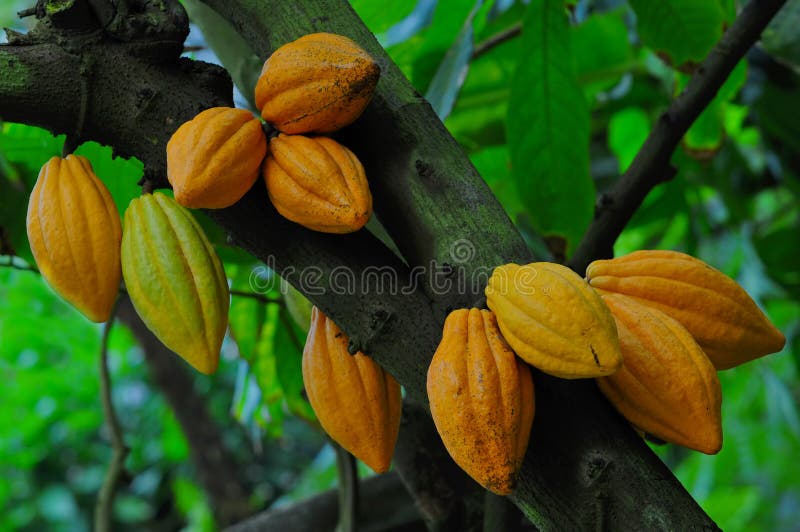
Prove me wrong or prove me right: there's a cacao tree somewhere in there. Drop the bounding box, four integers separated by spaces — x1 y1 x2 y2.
1 0 798 530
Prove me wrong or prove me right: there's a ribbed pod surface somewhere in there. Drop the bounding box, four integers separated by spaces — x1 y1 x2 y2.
263 134 372 233
486 262 622 378
586 250 785 369
167 107 267 209
302 307 401 473
121 192 229 375
598 294 723 454
26 155 121 322
427 308 535 495
255 33 380 134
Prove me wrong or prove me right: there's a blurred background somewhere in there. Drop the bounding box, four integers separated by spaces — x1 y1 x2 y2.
1 0 798 530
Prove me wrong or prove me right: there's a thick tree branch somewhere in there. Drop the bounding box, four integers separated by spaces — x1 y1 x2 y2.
225 472 422 532
569 0 790 273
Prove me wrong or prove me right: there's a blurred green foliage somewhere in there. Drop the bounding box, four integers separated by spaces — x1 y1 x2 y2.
1 0 799 530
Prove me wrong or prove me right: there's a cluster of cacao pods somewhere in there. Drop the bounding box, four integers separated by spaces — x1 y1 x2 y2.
426 252 785 494
26 154 230 375
167 32 379 234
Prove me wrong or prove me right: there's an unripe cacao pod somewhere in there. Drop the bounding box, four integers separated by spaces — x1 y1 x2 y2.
167 107 267 209
485 262 622 379
255 32 380 134
26 155 121 322
597 294 723 454
263 134 372 233
586 250 786 370
427 308 535 495
121 192 229 375
302 307 401 473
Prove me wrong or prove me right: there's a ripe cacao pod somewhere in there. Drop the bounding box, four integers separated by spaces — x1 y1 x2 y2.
26 155 121 322
485 262 622 379
263 134 372 233
427 308 535 495
586 250 786 370
167 107 267 209
302 307 402 473
121 192 229 375
255 32 380 134
597 293 723 454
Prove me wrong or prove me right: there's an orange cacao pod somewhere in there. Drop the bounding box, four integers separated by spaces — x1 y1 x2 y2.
302 307 401 473
167 107 267 209
598 294 723 454
263 134 372 233
586 250 785 370
255 32 380 134
486 262 622 379
427 308 535 495
26 155 121 322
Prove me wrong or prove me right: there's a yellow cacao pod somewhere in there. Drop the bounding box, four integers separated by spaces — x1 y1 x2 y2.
121 192 229 375
255 32 380 134
263 134 372 233
302 307 401 473
485 262 622 379
586 250 786 370
167 107 267 209
597 294 723 454
427 308 535 495
26 155 121 322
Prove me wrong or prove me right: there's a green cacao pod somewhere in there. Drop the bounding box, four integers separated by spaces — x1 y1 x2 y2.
121 192 229 374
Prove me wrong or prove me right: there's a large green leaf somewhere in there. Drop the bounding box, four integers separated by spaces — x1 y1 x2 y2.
761 0 800 70
608 107 650 173
572 9 634 100
630 0 724 67
507 0 593 254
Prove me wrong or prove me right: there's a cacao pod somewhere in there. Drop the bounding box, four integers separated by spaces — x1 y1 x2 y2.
586 250 786 370
302 307 401 473
167 107 267 209
26 155 121 322
121 192 229 375
485 262 622 379
255 32 380 134
427 308 535 495
597 294 723 454
263 134 372 233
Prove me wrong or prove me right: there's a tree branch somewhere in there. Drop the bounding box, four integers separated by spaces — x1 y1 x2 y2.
95 302 128 532
472 24 521 61
225 472 421 532
568 0 789 273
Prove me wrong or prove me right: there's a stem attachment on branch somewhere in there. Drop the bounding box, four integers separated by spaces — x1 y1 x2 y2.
94 301 129 532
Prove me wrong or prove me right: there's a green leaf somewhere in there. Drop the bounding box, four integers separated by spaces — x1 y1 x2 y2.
470 145 524 218
761 0 800 70
630 0 724 67
572 9 634 99
682 60 747 155
608 107 650 172
275 309 316 423
183 0 262 111
507 0 593 254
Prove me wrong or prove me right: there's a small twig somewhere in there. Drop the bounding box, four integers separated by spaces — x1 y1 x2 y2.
230 289 284 306
483 492 521 532
472 23 521 61
0 256 39 274
94 302 129 532
568 0 789 273
17 7 37 18
332 440 359 532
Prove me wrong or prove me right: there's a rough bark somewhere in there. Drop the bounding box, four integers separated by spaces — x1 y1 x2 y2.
0 0 784 529
116 296 254 526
